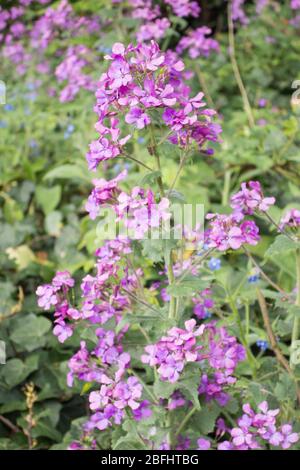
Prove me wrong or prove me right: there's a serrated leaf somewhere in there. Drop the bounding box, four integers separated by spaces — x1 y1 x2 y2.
265 235 298 258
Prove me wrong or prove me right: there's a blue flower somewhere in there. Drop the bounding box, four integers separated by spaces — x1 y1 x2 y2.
248 274 259 283
0 120 7 128
256 340 268 352
4 103 14 111
208 257 221 271
203 310 212 319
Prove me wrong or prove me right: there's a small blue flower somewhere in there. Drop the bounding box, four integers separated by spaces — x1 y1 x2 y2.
4 103 14 111
67 124 75 133
203 310 212 320
98 45 112 54
256 340 268 352
29 139 38 148
248 274 260 283
138 137 145 144
0 120 7 128
208 257 221 271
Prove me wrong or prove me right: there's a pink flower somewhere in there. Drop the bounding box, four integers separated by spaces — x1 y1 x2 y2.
231 181 275 217
197 438 211 450
125 107 151 129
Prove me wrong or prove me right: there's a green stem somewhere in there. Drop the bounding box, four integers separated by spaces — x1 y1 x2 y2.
291 249 300 369
174 406 197 437
168 151 189 195
148 125 165 198
229 296 258 374
227 1 255 128
222 169 232 206
167 251 176 320
194 63 216 110
123 154 154 172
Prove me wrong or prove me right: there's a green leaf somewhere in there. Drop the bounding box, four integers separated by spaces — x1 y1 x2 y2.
36 185 61 215
45 211 63 236
153 380 176 400
193 402 220 435
265 235 298 258
10 313 51 352
43 164 91 182
113 437 145 450
167 278 208 297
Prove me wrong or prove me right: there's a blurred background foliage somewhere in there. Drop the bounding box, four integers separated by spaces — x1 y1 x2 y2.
0 0 300 449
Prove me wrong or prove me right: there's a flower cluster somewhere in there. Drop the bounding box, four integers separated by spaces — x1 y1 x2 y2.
206 213 260 251
1 1 99 93
55 45 96 102
142 319 205 382
88 40 221 171
279 208 300 231
85 170 127 220
231 0 249 25
230 181 275 217
87 376 143 431
164 0 200 18
115 187 171 239
198 323 246 406
142 319 245 389
217 401 299 450
36 270 76 342
176 27 220 59
192 289 214 320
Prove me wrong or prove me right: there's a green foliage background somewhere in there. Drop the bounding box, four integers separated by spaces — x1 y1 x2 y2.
0 0 300 449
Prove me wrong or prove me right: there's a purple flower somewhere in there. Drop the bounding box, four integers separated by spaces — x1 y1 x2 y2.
176 27 219 59
197 438 211 450
279 209 300 230
230 181 275 217
125 107 151 129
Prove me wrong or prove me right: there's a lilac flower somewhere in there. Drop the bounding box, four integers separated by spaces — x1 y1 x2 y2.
291 0 300 9
164 0 200 18
217 401 299 450
86 170 127 219
36 284 58 310
125 107 151 129
176 27 220 59
197 438 211 450
206 213 260 251
231 0 249 25
192 289 214 320
279 209 300 230
230 181 275 217
279 424 299 449
132 400 152 421
142 319 205 382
